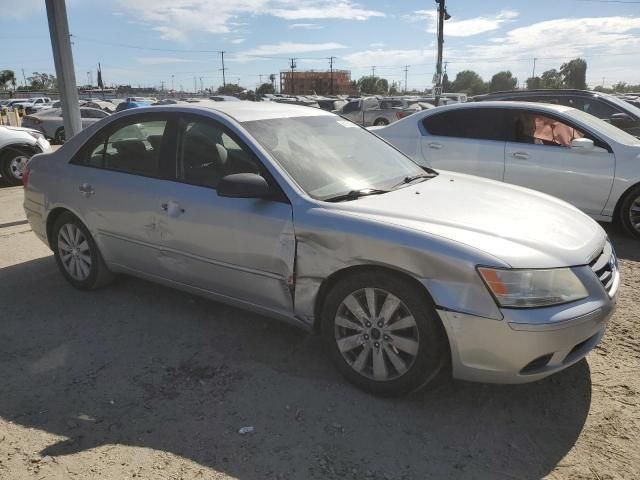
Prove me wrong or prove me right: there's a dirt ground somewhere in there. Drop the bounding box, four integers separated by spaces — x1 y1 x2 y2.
0 186 638 480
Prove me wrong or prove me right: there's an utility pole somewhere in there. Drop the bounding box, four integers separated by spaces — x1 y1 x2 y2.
160 80 164 91
532 57 537 80
289 58 297 95
193 77 197 94
220 51 227 88
434 0 448 106
45 0 81 139
21 68 27 87
200 76 203 93
329 56 336 95
171 74 174 91
403 65 409 93
371 66 376 77
602 77 606 88
443 61 449 92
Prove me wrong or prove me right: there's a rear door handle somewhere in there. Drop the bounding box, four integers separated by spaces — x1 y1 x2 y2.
512 152 530 160
427 142 442 150
79 183 94 197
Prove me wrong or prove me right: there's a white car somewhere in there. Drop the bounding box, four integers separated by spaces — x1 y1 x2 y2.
0 125 51 185
373 101 640 239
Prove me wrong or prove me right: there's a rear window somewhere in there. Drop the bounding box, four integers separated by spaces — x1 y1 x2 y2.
422 108 506 141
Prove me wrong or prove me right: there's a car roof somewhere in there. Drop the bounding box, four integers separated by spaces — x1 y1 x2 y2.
157 100 332 122
430 101 574 114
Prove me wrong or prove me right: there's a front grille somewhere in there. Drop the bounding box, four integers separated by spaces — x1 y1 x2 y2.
589 241 618 296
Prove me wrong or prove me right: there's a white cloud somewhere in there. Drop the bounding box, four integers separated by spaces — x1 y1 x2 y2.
112 11 124 17
231 38 246 44
117 0 384 39
344 48 435 68
369 42 385 47
409 9 519 37
289 23 324 29
136 57 194 65
233 41 347 61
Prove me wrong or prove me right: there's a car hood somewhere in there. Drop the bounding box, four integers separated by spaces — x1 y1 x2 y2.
333 171 606 269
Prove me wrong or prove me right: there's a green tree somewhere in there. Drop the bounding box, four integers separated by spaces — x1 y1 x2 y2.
217 84 243 95
257 82 275 94
356 76 389 94
27 72 56 90
442 72 451 92
389 81 399 95
0 70 16 90
526 77 542 89
450 70 487 95
489 71 518 92
540 69 562 89
560 58 587 89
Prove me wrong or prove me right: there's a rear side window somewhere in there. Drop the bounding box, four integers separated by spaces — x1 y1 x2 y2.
73 118 168 177
559 98 621 119
422 108 506 141
341 101 359 114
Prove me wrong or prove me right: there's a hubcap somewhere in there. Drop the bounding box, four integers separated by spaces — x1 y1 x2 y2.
57 223 92 281
334 288 419 381
8 155 28 180
630 196 640 233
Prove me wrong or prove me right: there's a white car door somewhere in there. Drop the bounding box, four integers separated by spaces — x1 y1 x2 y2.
419 107 507 181
503 108 615 216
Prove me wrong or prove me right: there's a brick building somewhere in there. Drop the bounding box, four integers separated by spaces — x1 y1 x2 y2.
280 70 352 95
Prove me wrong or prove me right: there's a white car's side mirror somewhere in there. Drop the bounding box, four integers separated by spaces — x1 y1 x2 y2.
571 138 595 152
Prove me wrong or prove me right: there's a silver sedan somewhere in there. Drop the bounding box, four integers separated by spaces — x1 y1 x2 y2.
23 102 618 395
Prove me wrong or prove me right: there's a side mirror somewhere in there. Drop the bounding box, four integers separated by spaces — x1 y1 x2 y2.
217 173 271 199
610 112 634 127
571 138 595 152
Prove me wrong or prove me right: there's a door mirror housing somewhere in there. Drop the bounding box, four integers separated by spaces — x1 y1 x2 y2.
610 112 634 127
217 173 272 199
570 137 595 152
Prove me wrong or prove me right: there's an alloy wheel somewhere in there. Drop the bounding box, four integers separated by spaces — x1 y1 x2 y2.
57 223 92 281
8 155 28 180
629 195 640 234
334 288 420 381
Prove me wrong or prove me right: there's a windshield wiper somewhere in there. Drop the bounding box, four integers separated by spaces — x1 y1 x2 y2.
390 173 435 190
323 188 390 202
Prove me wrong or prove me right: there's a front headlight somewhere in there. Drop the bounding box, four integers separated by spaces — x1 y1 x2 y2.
478 267 588 308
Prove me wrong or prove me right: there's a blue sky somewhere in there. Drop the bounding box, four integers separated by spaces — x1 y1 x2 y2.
2 0 639 91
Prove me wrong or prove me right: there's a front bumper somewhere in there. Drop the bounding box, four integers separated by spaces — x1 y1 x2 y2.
438 254 619 384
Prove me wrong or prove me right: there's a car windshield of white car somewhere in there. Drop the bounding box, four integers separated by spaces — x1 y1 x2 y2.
243 115 427 201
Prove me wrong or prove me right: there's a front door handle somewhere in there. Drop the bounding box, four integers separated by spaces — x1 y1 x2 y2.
512 152 530 160
427 142 442 150
79 183 94 197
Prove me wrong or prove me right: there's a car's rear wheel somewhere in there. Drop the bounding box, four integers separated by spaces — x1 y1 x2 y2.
52 212 115 289
373 118 389 126
619 185 640 240
321 271 447 395
54 127 65 144
0 147 31 186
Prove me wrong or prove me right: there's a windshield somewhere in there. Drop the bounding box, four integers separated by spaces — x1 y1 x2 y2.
243 115 427 200
567 109 640 146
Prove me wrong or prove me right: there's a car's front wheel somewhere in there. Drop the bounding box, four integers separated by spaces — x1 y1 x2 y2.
0 147 31 186
322 271 447 395
619 185 640 240
52 212 115 289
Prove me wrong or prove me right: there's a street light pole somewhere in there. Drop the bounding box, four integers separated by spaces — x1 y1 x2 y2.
434 0 446 107
45 0 81 139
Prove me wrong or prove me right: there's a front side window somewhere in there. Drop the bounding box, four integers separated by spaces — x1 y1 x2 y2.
341 101 359 114
243 115 426 200
76 118 168 176
176 117 261 189
509 111 585 147
422 108 506 141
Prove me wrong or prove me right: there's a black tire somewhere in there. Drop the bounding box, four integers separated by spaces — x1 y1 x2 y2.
52 212 115 290
373 118 389 126
321 270 448 396
54 127 65 145
0 147 32 186
619 185 640 240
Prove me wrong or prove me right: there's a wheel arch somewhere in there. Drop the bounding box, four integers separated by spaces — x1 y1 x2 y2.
312 264 440 334
0 142 39 159
612 181 640 224
45 206 90 249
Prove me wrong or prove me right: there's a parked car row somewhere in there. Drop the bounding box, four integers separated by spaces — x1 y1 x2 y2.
23 100 622 396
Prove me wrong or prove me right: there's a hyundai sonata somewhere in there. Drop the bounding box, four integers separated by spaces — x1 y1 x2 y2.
23 102 618 394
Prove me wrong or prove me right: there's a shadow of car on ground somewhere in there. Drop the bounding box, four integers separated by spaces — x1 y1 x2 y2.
0 252 597 480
